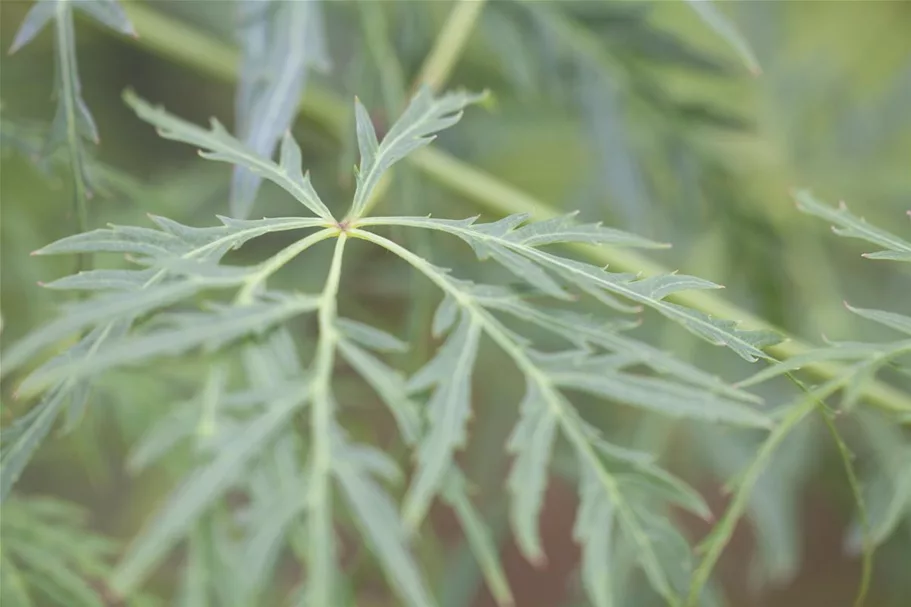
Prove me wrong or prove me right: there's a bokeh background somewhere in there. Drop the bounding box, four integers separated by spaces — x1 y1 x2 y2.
2 1 910 606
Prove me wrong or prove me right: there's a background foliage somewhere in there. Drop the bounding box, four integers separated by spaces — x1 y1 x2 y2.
1 1 910 606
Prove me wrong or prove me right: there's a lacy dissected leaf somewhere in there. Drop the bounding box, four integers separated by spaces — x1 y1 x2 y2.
0 496 118 607
362 215 781 361
112 390 308 595
403 309 482 527
441 471 514 607
356 230 731 604
486 299 758 402
683 0 760 75
9 0 133 225
332 429 437 607
0 388 68 501
794 190 911 262
505 378 559 563
543 355 771 428
346 86 487 219
233 0 329 218
124 91 333 219
337 339 421 445
16 292 322 398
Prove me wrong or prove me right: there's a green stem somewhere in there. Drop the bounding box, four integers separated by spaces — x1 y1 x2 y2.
415 0 488 92
306 234 348 607
236 227 336 303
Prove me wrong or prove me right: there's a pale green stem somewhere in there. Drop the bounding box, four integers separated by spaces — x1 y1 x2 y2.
415 0 488 92
236 227 337 304
351 228 679 605
306 234 348 607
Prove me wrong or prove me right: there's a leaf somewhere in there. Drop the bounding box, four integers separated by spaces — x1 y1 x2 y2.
34 215 324 261
574 460 617 607
684 0 761 75
333 432 438 607
40 268 158 292
505 379 557 564
123 91 333 220
337 317 409 352
73 0 135 37
360 215 782 361
111 391 308 594
442 471 514 607
337 340 421 445
0 388 68 501
548 367 772 428
794 190 911 262
8 0 56 54
847 305 911 336
346 86 487 219
403 312 482 528
3 280 202 380
16 292 322 398
232 0 329 217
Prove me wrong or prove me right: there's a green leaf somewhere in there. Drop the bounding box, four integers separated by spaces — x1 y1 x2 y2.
346 86 487 219
73 0 135 37
847 304 911 336
684 0 761 75
334 431 438 607
359 216 781 361
794 190 911 262
337 317 409 352
574 461 617 607
40 268 158 291
232 0 328 217
505 378 557 564
403 312 482 528
0 388 68 501
124 91 334 220
337 339 422 445
442 471 514 607
3 280 202 380
548 366 772 428
111 391 308 595
8 0 55 54
16 292 322 398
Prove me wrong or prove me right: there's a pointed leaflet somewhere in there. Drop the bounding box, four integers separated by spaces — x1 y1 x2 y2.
442 471 515 607
346 86 487 219
337 339 421 445
337 317 409 352
333 431 438 607
111 392 308 594
362 215 780 360
403 312 482 528
548 367 772 428
124 91 332 219
506 378 558 563
9 0 55 54
684 0 760 75
847 305 911 336
16 293 323 398
34 215 324 261
0 388 68 501
574 461 617 607
232 0 329 217
794 190 911 262
73 0 135 36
